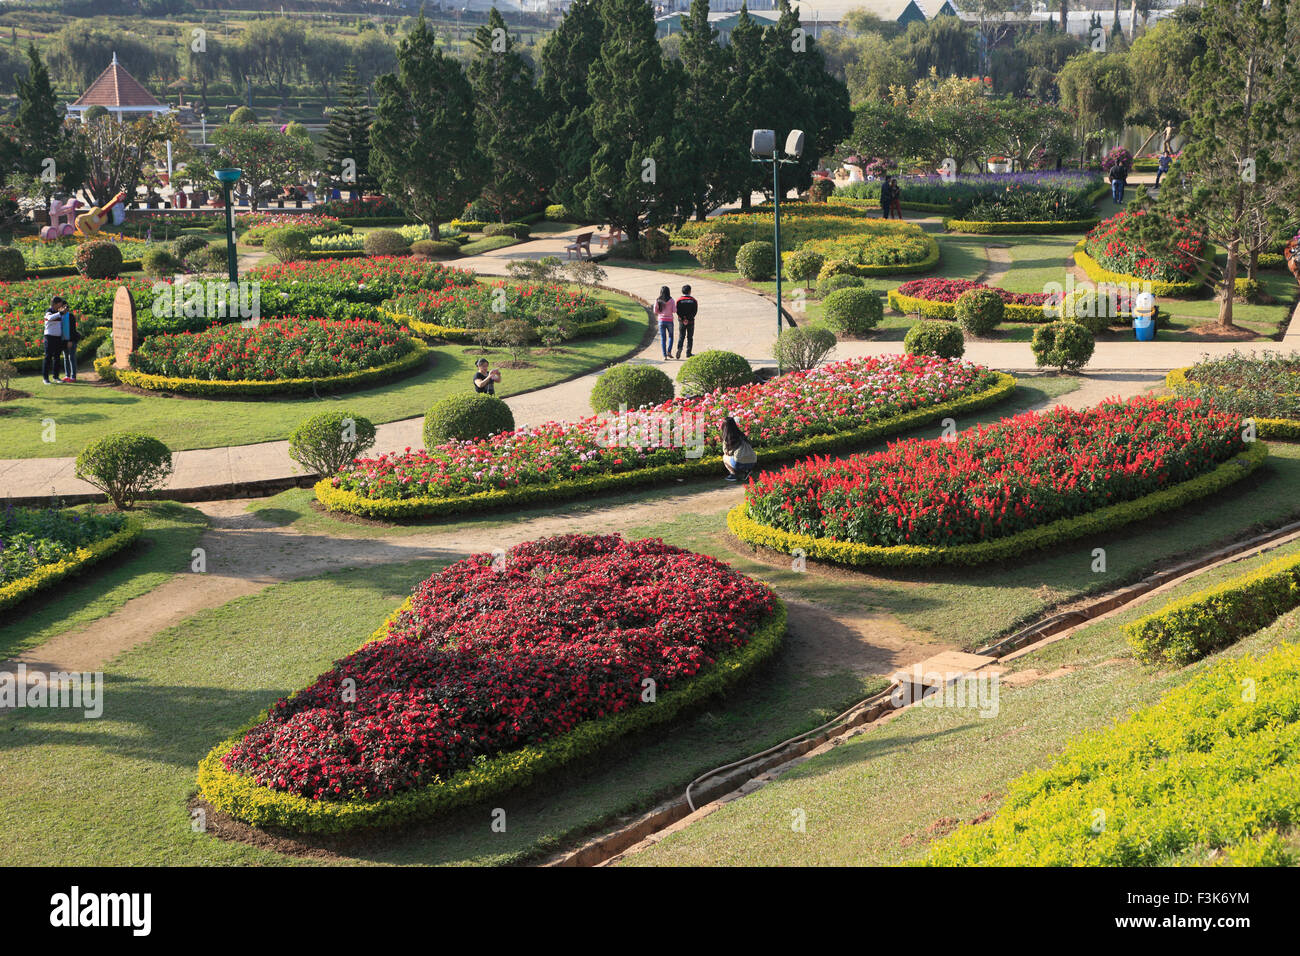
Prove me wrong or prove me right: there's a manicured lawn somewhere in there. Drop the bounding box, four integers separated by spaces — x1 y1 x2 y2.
0 502 208 660
0 292 649 458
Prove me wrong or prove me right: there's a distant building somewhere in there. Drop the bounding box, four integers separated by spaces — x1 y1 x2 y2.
67 53 171 124
657 0 955 36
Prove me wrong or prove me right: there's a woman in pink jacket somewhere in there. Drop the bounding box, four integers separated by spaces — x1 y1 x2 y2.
653 285 675 360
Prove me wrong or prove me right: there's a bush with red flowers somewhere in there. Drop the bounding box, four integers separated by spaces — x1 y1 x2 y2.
744 396 1246 548
894 278 1053 308
1083 210 1207 284
216 534 779 808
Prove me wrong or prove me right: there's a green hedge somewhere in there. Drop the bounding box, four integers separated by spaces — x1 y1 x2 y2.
1073 238 1217 298
100 340 429 397
728 440 1269 568
1165 366 1300 439
1127 546 1300 666
943 217 1100 235
315 373 1018 519
382 305 620 344
336 217 420 227
888 289 1048 324
828 235 940 277
0 517 142 611
23 260 144 279
12 327 109 373
196 598 788 833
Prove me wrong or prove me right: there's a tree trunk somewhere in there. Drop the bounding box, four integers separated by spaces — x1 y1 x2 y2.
1059 0 1068 34
1220 239 1238 327
1248 246 1259 282
1128 0 1139 38
430 219 441 241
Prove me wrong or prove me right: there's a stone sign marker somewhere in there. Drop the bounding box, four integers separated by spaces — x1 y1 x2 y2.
112 285 137 369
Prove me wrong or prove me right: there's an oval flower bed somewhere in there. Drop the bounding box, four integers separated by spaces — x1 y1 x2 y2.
1077 210 1213 296
888 278 1056 323
384 279 614 341
1167 352 1300 439
108 316 426 397
0 507 141 611
317 356 1015 519
730 396 1266 568
197 534 786 832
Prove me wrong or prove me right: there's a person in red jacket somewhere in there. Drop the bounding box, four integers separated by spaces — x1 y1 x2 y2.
675 284 698 359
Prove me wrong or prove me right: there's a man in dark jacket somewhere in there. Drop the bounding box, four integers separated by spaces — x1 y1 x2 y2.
675 285 698 359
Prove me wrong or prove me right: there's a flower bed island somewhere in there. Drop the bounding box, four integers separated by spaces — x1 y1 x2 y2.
197 533 786 832
888 278 1056 322
1076 210 1214 296
1167 352 1300 438
317 355 1015 519
0 508 140 611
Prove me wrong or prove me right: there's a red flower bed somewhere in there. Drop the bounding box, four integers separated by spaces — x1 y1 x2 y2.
746 396 1245 547
222 534 776 801
895 277 1053 307
1084 210 1207 283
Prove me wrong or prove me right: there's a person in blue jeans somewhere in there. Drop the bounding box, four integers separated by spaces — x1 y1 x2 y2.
40 298 65 385
58 298 82 382
653 285 675 359
1155 150 1172 187
1109 163 1128 203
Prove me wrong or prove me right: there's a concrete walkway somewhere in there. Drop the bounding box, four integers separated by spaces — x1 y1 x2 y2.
4 225 1298 502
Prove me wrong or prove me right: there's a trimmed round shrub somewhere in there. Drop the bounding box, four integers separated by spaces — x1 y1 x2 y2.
423 394 515 446
590 363 675 413
736 240 775 281
482 222 530 239
73 432 174 510
142 246 182 278
265 226 310 263
640 227 671 263
816 273 864 297
816 258 857 281
288 410 377 477
773 324 837 371
172 234 209 261
229 106 258 124
691 230 735 271
1234 277 1263 304
74 240 124 279
676 350 752 396
192 243 228 273
785 249 825 289
0 245 25 280
1032 320 1095 372
954 288 1005 336
411 239 460 260
904 320 965 359
284 120 310 140
822 287 883 336
808 178 835 203
1059 289 1115 335
544 203 568 220
363 229 411 256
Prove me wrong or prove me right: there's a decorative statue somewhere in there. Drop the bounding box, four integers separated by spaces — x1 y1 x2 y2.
75 190 128 236
40 197 80 241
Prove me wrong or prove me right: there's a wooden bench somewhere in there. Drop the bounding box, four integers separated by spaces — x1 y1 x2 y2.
565 232 593 260
595 227 624 248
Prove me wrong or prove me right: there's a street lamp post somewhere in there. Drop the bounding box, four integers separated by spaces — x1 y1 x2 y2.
214 168 242 285
751 129 804 374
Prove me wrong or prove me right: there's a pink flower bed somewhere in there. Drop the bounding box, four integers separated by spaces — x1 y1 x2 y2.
895 277 1054 307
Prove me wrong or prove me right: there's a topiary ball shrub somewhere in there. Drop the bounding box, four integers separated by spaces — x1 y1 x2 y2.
1234 277 1263 304
640 227 671 263
590 363 675 413
265 227 310 263
954 288 1005 336
785 249 825 289
676 350 752 396
288 410 377 477
735 240 775 281
482 222 530 239
172 234 209 261
411 239 460 260
74 240 124 279
423 394 515 446
822 287 884 337
817 258 857 282
229 106 258 124
544 203 568 221
73 432 174 510
0 245 26 281
364 229 412 256
773 324 837 371
904 320 965 359
1032 320 1095 372
691 231 734 271
1059 289 1115 335
142 247 182 278
816 273 864 297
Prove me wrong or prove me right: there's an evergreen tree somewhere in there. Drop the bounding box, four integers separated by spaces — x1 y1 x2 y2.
370 15 484 239
571 0 676 242
726 5 776 209
538 0 604 216
774 0 851 194
15 43 61 163
469 8 551 221
321 65 376 193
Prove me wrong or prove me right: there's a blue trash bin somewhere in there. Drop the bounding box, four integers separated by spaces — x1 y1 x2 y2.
1134 311 1156 341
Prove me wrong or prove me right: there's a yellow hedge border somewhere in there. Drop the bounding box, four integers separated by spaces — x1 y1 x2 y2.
728 440 1269 568
381 304 620 343
94 339 429 397
316 372 1018 520
1166 366 1300 440
944 217 1100 235
1073 238 1217 298
0 517 142 611
887 289 1048 323
196 596 787 833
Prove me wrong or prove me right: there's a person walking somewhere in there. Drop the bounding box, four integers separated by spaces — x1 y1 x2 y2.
653 285 675 360
1109 161 1129 204
1155 149 1172 188
878 178 891 219
721 415 757 482
40 297 65 385
58 297 81 382
889 177 903 220
675 284 697 359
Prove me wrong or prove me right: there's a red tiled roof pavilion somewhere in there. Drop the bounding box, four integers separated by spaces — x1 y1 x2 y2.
67 53 171 122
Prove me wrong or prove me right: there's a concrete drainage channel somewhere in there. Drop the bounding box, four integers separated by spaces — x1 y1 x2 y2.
545 515 1300 867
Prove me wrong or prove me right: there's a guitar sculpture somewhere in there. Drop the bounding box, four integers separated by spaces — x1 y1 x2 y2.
75 190 127 236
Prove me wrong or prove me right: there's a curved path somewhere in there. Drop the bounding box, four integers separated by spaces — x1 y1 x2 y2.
2 226 1295 502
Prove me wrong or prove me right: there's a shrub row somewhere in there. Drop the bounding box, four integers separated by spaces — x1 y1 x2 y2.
727 440 1269 568
0 517 142 611
381 305 619 343
314 373 1018 520
942 217 1100 235
1073 238 1217 298
196 598 787 833
888 288 1047 323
